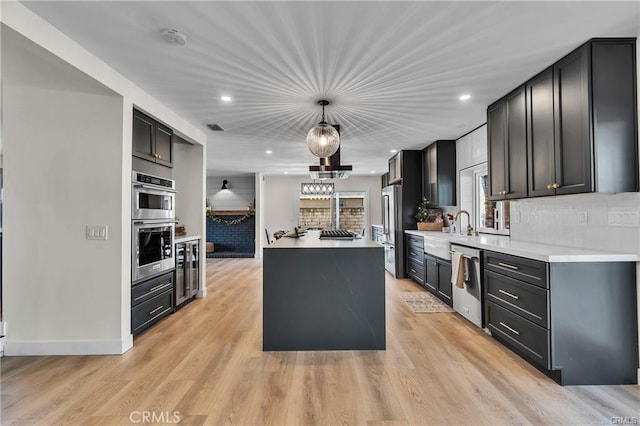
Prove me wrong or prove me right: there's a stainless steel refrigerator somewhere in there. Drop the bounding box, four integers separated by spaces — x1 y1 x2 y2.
382 185 402 277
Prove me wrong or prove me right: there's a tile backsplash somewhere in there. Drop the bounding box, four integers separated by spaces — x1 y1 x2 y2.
510 192 640 254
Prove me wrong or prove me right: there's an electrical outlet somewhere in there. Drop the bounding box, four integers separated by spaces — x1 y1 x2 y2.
576 210 588 225
607 210 640 227
86 225 108 240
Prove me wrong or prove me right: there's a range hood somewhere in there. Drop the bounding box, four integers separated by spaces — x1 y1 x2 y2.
308 125 352 179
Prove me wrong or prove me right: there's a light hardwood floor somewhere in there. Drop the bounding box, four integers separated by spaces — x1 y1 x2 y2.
1 258 638 425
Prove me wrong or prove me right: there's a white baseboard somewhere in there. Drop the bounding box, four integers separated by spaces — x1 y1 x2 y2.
5 335 133 356
637 368 640 384
0 336 6 357
196 287 207 298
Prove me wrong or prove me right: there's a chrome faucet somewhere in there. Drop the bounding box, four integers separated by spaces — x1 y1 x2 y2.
454 210 474 236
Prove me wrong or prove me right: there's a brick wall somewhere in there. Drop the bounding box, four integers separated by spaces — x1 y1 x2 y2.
206 215 255 253
299 207 364 232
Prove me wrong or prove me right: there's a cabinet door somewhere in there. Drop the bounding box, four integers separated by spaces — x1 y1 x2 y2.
553 45 592 195
191 241 200 295
505 86 527 199
437 259 452 305
423 145 437 204
425 255 438 294
527 68 556 197
487 101 507 200
132 110 156 162
389 153 401 184
154 123 173 167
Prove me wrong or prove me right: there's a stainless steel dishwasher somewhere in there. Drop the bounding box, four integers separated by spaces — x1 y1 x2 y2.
450 244 482 328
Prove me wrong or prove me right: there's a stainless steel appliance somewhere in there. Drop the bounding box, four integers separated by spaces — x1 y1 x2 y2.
382 185 401 277
132 220 175 283
451 244 482 328
175 239 200 307
132 171 175 220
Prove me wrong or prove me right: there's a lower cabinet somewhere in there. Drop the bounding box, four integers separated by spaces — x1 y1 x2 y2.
131 271 174 336
425 255 452 306
484 250 638 385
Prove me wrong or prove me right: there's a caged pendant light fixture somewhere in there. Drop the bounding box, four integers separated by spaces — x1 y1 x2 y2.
306 100 340 158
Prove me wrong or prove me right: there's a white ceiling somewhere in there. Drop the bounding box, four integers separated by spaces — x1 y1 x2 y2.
22 1 640 177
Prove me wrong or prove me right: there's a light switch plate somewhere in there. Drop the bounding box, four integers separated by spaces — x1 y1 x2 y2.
86 225 108 240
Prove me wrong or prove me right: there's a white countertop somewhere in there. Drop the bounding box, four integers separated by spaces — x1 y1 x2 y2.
267 230 380 249
405 230 639 263
175 234 202 244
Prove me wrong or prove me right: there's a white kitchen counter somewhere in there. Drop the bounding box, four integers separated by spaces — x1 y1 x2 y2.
175 235 202 244
405 230 639 263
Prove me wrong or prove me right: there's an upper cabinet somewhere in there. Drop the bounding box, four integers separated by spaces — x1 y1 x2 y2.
387 150 421 186
133 109 173 168
490 38 638 200
422 140 456 206
487 86 527 201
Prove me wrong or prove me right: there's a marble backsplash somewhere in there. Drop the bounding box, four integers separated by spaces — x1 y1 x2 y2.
509 192 640 254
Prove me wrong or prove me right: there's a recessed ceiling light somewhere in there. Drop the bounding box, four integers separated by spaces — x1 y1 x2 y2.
459 94 471 101
265 150 272 154
390 149 398 153
221 96 232 102
284 171 289 174
370 171 375 174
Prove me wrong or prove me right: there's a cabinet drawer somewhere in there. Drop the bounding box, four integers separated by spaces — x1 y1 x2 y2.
131 272 174 307
485 270 549 328
407 260 425 286
406 244 424 265
484 251 548 289
132 289 174 335
486 301 550 369
407 234 424 251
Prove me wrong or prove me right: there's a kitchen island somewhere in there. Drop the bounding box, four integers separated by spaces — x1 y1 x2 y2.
263 231 385 351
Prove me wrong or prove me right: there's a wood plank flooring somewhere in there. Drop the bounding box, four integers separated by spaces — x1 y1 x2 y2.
1 258 638 425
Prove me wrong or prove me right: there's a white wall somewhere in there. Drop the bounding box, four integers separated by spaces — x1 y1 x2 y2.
3 83 126 354
1 5 207 355
174 141 207 297
207 176 255 211
261 175 382 252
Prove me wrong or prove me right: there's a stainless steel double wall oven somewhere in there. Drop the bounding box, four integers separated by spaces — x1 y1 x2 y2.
131 171 176 283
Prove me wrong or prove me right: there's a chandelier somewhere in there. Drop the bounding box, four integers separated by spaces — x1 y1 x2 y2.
306 100 340 158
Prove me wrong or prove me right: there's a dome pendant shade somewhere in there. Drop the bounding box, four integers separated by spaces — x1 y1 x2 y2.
307 100 340 158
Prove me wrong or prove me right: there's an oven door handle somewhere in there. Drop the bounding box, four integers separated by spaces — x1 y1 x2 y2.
133 183 176 193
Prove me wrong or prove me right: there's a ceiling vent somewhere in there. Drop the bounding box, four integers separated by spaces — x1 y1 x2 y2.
161 29 187 46
309 125 352 179
206 123 225 131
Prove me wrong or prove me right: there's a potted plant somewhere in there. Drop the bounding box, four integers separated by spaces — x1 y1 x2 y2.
415 197 443 231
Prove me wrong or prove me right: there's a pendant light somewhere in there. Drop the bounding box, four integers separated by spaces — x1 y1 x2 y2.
306 100 340 158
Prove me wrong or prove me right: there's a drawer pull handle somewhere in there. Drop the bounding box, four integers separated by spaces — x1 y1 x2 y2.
499 321 520 335
499 289 520 300
133 284 167 302
498 262 519 270
410 269 417 274
149 306 164 315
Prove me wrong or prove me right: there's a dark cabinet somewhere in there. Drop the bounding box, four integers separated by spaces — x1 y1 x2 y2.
387 150 421 185
524 39 638 198
406 234 425 286
175 239 200 308
133 109 173 167
422 140 456 206
484 250 638 385
131 271 174 335
527 67 556 197
487 85 527 201
425 254 452 306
